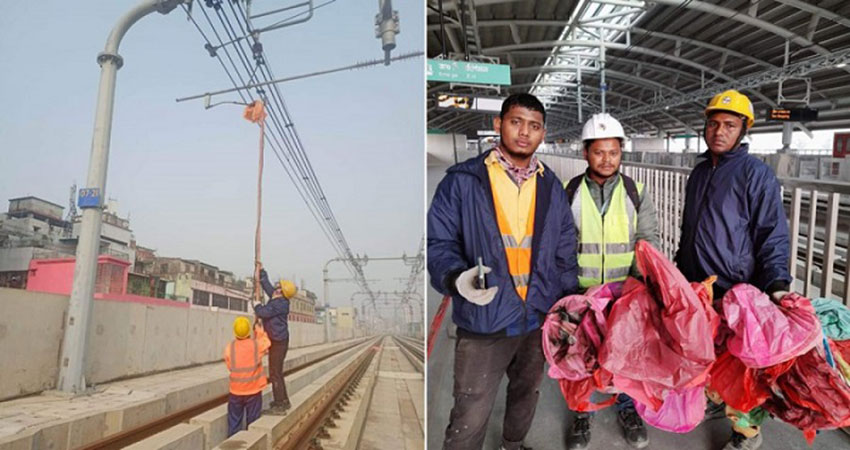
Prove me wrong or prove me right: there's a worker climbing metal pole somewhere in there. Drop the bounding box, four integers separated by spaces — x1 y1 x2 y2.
58 0 187 394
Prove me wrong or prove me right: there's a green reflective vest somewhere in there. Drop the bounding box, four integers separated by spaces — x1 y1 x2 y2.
571 176 642 289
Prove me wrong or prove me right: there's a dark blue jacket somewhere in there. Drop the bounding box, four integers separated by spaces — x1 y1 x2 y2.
253 270 289 341
674 144 792 295
427 150 579 336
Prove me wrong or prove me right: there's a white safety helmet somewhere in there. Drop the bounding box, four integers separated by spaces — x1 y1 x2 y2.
581 113 626 143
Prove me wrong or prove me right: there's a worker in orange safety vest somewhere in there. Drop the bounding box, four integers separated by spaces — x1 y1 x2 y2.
224 316 271 436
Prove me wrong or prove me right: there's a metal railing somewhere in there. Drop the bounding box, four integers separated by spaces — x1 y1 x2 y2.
542 148 848 181
539 154 850 305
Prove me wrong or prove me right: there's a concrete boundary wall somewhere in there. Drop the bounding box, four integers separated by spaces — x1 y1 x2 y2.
0 288 334 401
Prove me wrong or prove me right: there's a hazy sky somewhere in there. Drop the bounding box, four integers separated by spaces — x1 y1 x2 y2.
0 1 425 309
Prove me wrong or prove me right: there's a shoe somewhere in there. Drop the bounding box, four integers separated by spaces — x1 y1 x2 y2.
566 413 591 450
264 401 290 415
722 431 763 450
497 445 532 450
266 405 289 415
617 408 649 449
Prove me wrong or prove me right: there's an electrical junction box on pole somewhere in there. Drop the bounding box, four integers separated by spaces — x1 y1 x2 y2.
77 188 102 209
767 107 819 122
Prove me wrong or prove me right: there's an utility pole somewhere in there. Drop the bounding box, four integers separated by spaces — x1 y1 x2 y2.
57 0 187 394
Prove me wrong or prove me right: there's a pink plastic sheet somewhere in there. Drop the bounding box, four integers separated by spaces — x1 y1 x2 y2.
634 386 706 433
543 283 620 380
723 286 821 368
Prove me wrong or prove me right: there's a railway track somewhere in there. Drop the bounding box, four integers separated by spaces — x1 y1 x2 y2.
274 339 380 450
79 338 372 450
393 335 424 371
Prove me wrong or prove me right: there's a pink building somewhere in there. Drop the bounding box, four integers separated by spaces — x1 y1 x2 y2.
27 256 130 296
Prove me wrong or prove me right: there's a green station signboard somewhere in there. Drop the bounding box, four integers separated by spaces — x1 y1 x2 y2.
426 59 511 85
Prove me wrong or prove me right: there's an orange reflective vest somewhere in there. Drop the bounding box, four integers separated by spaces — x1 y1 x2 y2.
224 328 271 396
488 165 537 301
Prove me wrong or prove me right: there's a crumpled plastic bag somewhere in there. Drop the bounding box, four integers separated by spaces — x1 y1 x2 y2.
543 283 619 380
762 345 850 442
723 286 821 368
558 369 617 412
812 297 850 341
633 385 706 433
599 241 716 409
707 351 771 413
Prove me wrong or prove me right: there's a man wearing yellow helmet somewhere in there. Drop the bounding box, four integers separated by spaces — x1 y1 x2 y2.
224 317 270 436
675 90 791 450
254 263 296 414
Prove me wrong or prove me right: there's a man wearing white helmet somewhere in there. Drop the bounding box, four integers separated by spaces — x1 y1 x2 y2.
563 113 659 450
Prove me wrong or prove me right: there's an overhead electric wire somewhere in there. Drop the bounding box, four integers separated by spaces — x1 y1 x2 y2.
183 1 377 298
217 2 342 254
185 2 351 264
228 1 374 293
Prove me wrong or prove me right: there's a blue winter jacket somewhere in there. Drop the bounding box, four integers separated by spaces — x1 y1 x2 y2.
427 150 579 336
674 143 792 296
253 269 290 342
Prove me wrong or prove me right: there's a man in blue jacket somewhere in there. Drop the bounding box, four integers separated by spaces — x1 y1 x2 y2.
675 90 792 450
428 93 579 450
253 264 295 415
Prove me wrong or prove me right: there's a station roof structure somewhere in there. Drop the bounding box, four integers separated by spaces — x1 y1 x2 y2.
426 0 850 140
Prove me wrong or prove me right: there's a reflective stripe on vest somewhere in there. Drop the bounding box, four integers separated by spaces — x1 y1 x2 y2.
572 176 641 289
489 170 536 301
229 339 263 384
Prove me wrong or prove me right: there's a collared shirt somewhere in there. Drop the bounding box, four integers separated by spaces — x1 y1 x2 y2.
485 149 543 247
489 146 544 187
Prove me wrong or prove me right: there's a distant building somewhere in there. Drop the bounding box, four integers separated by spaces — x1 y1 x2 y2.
150 257 251 312
7 196 66 228
0 196 74 288
126 245 167 298
336 306 356 329
289 288 316 323
0 195 293 322
0 194 142 289
68 200 136 269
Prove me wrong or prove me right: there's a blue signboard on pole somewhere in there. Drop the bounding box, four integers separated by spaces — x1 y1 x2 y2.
78 188 102 209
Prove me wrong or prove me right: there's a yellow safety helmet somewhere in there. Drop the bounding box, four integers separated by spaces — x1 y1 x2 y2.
705 89 755 129
233 316 251 339
278 280 297 299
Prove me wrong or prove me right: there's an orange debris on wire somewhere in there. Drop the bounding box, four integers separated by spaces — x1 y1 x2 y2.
243 100 267 123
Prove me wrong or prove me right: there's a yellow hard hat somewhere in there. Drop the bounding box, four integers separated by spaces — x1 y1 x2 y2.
705 90 755 128
279 280 297 299
233 316 251 339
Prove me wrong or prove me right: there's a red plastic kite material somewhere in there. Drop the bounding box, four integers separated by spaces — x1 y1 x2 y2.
599 241 716 408
557 370 617 412
763 346 850 443
708 351 772 413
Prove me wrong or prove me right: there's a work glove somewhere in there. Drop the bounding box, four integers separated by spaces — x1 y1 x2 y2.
455 265 498 306
771 290 790 303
